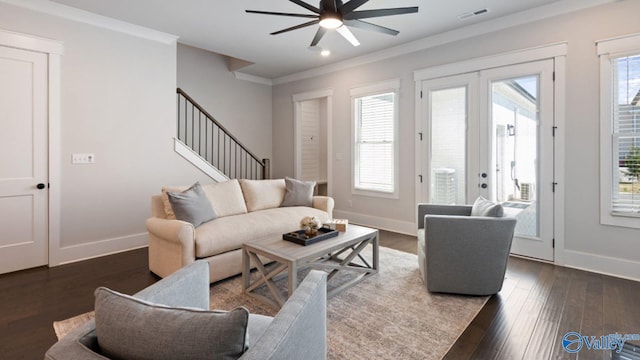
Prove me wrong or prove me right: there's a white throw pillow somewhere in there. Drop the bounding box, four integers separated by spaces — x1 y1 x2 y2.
471 196 504 217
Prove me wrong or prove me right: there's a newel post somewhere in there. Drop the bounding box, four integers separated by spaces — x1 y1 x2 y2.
262 158 270 179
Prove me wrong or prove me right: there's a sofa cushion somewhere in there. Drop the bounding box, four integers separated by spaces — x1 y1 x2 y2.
281 177 315 207
167 182 217 227
201 179 248 217
239 179 286 212
471 196 504 217
194 206 330 258
94 287 249 360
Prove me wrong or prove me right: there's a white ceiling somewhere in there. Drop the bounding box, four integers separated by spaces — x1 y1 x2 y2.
47 0 604 79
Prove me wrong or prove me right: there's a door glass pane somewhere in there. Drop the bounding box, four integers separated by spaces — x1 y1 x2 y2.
430 87 466 204
491 76 539 237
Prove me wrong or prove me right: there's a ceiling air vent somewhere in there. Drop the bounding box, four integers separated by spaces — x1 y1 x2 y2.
458 8 489 21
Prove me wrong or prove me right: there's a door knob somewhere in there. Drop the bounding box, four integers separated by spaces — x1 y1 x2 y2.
36 183 46 190
481 183 488 189
481 173 488 178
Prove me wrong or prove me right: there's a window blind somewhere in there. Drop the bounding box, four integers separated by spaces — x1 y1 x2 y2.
355 92 395 193
612 54 640 214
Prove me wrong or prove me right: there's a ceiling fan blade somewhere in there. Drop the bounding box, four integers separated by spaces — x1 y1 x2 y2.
344 7 419 20
339 0 369 14
336 25 360 46
246 10 318 19
310 27 327 46
344 19 399 36
271 20 320 35
288 0 320 14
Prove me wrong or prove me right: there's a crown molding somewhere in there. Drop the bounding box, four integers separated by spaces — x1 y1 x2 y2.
233 71 273 86
0 0 179 44
272 0 617 85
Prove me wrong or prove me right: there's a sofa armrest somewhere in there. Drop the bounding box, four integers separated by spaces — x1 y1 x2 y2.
134 261 210 309
45 320 104 360
240 270 327 360
146 217 196 278
417 203 472 229
312 196 334 218
146 217 195 244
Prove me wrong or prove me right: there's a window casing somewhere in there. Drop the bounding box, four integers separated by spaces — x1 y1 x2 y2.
598 33 640 229
351 80 400 198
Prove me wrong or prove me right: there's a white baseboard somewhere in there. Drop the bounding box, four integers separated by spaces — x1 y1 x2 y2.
560 249 640 282
50 232 148 266
333 209 417 236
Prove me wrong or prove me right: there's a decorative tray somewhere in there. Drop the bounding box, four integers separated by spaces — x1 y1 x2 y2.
283 227 339 246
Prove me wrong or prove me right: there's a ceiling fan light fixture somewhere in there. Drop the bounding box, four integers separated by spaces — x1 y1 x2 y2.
246 1 419 47
319 14 343 29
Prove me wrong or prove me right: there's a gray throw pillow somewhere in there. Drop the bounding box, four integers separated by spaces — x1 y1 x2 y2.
167 182 217 227
471 196 504 217
281 177 316 207
94 287 249 360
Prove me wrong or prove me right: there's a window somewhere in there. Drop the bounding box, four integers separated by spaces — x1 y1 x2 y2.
598 33 640 228
351 80 400 198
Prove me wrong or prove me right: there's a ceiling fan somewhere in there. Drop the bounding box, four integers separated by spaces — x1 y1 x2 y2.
246 0 419 47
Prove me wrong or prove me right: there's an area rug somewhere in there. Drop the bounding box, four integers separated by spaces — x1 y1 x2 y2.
54 246 488 359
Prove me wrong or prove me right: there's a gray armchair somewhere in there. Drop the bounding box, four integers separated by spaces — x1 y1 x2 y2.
417 203 517 296
45 261 327 360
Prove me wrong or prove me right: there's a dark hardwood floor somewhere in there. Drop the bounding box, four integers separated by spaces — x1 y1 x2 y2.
1 230 639 359
0 250 158 359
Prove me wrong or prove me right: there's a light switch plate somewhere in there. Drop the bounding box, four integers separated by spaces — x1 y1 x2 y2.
72 153 95 164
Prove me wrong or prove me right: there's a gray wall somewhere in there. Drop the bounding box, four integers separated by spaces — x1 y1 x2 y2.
0 3 211 262
272 1 640 278
177 44 272 161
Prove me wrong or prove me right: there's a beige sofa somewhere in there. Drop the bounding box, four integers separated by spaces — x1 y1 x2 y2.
146 178 334 283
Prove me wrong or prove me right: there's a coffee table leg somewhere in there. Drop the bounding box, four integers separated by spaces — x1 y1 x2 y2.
288 262 297 299
373 230 379 271
242 247 249 292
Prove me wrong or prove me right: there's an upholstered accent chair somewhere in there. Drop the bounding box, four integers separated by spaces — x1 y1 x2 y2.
45 261 328 360
417 202 517 296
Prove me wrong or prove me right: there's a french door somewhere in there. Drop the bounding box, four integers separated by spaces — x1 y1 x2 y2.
420 59 555 261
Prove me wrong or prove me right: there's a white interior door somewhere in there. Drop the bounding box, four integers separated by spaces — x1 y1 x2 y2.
298 99 322 182
0 45 49 274
294 93 331 196
422 59 555 261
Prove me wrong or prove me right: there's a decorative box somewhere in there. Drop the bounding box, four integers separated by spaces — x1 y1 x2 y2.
323 219 348 232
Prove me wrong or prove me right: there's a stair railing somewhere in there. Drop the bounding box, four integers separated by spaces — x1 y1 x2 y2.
176 88 269 180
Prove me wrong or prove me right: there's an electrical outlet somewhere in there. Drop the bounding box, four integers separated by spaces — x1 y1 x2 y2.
72 153 95 164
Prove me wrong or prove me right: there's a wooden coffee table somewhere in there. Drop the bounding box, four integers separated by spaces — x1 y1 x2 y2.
242 224 379 309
